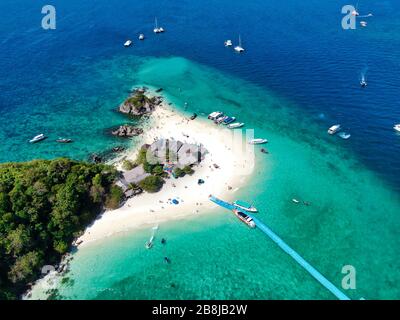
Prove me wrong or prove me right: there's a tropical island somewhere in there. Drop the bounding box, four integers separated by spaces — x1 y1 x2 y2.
0 87 253 300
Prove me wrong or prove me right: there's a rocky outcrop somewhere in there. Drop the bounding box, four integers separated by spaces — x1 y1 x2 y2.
112 125 143 138
118 89 163 116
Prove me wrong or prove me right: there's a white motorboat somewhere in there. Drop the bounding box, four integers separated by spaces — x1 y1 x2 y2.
29 134 46 143
360 21 367 27
394 124 400 133
224 40 233 47
234 35 245 53
139 34 145 40
328 124 341 135
227 122 244 129
233 200 258 213
124 40 132 47
338 132 351 140
249 138 268 145
208 111 224 120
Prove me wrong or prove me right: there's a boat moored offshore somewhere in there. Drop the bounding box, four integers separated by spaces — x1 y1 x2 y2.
124 40 132 47
208 111 224 120
224 40 233 47
249 138 268 145
233 209 256 228
29 134 46 143
139 34 145 40
233 200 258 213
227 122 244 129
328 124 341 135
394 124 400 133
222 116 236 125
234 35 245 53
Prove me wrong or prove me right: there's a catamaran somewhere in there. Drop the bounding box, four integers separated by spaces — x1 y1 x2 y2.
124 40 132 47
249 138 268 145
394 124 400 133
153 18 165 33
234 35 245 53
233 200 258 213
233 209 256 228
29 134 46 143
328 124 341 135
227 122 244 129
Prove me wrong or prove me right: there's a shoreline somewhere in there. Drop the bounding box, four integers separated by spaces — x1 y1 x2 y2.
76 98 256 247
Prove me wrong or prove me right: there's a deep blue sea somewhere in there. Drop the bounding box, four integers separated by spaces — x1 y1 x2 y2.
1 0 399 191
1 0 400 300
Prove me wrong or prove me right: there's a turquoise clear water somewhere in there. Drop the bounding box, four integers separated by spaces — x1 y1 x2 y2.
32 56 399 300
1 0 399 300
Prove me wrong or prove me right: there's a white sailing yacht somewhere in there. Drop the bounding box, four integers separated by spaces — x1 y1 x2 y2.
153 17 164 33
234 35 245 53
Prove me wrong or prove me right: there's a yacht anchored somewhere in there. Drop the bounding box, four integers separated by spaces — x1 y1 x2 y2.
233 200 258 213
233 209 256 228
124 40 132 47
249 138 268 145
56 138 73 143
29 134 46 143
139 34 145 40
227 122 244 129
234 35 245 53
328 124 341 135
153 18 165 33
394 124 400 133
224 40 233 47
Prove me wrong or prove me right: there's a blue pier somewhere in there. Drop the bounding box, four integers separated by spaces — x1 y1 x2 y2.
209 195 350 300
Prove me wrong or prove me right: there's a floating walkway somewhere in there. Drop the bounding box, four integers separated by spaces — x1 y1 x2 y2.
209 195 350 300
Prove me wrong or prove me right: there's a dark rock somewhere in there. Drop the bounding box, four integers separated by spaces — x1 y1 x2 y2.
112 125 143 138
91 154 103 163
112 146 126 153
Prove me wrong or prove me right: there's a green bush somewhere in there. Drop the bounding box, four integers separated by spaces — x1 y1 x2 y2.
152 164 164 176
105 185 124 209
139 176 164 193
173 167 185 178
122 160 136 171
183 165 194 175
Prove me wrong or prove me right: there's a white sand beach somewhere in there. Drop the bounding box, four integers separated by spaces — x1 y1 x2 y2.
77 102 256 247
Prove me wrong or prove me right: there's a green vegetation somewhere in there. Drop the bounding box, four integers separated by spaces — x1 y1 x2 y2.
126 93 155 110
0 158 118 300
122 160 136 171
139 176 164 193
173 166 194 178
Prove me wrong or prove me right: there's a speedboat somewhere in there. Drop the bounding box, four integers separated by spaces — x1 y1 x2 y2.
29 134 46 143
208 111 224 120
139 34 145 40
224 40 233 47
56 138 73 143
233 200 258 213
394 124 400 133
338 132 351 140
328 124 341 135
124 40 132 47
215 116 228 124
360 21 367 27
249 138 268 145
233 209 256 228
234 35 245 53
227 122 244 129
222 116 236 125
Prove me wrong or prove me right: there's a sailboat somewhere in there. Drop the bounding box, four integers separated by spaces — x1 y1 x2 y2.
234 35 245 53
153 17 165 33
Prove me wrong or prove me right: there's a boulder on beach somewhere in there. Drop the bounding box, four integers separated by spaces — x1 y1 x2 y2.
118 90 162 116
112 125 144 138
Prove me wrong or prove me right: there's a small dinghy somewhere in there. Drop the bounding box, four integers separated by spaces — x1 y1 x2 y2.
292 199 300 204
190 113 197 120
56 138 73 143
124 40 132 47
338 132 351 140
